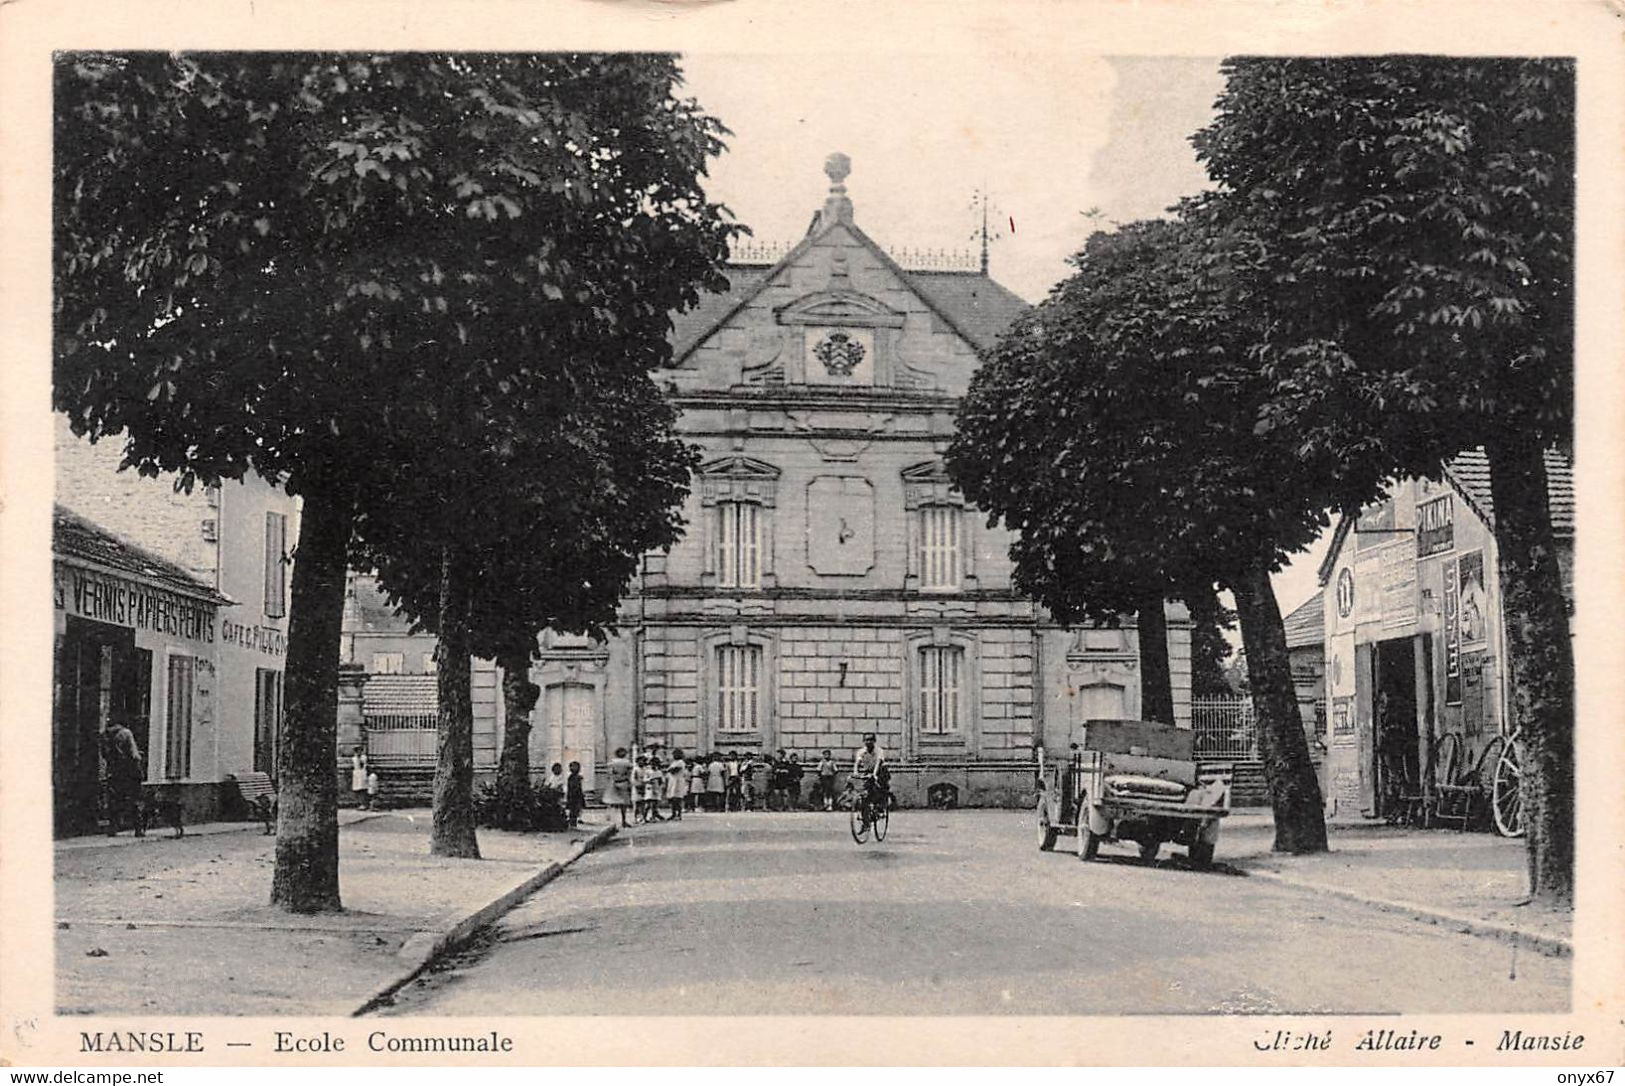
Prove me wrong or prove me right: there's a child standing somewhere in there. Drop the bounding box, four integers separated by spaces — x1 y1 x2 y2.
365 767 379 811
632 756 650 824
666 749 687 821
818 749 838 811
604 748 633 828
566 761 585 828
706 754 726 812
688 758 705 813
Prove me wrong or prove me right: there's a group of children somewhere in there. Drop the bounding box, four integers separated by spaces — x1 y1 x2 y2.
350 748 381 810
540 761 589 828
601 746 846 827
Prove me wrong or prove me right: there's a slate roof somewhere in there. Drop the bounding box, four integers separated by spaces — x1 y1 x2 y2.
1443 448 1574 538
666 232 1028 365
53 504 231 604
1281 592 1324 650
668 266 771 362
906 270 1030 353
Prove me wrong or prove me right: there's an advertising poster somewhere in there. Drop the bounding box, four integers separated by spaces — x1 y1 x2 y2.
1417 493 1455 557
1458 549 1490 651
1444 559 1462 706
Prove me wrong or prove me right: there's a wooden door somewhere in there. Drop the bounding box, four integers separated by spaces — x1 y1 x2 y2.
538 682 597 791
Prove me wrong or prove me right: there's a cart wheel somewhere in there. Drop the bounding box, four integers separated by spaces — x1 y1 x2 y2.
1188 840 1215 869
1038 812 1058 852
1491 737 1525 839
1139 839 1161 863
849 804 870 844
873 803 889 842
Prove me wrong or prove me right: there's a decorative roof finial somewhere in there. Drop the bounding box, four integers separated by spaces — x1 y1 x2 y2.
825 152 851 187
822 151 854 226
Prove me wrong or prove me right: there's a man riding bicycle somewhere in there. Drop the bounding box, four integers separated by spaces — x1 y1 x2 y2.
850 733 890 820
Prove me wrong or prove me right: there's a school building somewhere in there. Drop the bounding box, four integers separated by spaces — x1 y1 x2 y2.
333 154 1187 809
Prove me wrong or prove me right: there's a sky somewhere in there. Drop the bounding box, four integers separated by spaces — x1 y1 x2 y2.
677 53 1331 621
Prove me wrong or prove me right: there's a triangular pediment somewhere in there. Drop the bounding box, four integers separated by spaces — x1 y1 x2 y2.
775 290 905 328
699 455 782 479
900 460 951 484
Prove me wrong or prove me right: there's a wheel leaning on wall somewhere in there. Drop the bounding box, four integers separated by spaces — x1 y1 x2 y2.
1491 733 1525 839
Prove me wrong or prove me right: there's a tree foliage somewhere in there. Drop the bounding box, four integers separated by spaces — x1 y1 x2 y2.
1191 57 1575 901
1191 58 1573 466
950 216 1343 851
54 51 736 904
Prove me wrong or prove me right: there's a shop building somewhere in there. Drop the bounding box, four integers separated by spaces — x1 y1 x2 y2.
52 506 232 833
1318 449 1573 820
55 417 300 816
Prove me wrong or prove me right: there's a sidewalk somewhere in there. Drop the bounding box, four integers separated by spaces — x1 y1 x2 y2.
1221 810 1571 956
54 810 616 1016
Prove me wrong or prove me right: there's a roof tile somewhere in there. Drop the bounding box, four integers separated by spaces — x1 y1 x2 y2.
53 505 229 604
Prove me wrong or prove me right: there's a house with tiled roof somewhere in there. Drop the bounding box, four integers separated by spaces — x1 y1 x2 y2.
507 153 1191 806
1315 449 1573 821
52 505 234 833
55 412 303 830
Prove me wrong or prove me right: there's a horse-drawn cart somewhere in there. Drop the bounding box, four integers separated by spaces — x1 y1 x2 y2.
1037 719 1230 868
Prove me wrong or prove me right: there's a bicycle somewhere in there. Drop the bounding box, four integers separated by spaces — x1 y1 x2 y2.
848 778 889 844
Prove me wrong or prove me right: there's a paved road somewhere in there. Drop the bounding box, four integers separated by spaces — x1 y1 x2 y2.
380 810 1567 1016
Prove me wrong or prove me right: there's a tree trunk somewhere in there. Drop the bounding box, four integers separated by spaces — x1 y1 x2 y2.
1137 594 1176 725
270 474 354 913
1231 560 1328 853
495 644 540 826
1485 437 1573 906
1185 584 1236 698
432 547 480 858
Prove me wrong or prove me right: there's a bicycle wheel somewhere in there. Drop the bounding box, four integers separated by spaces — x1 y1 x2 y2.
873 801 889 842
850 803 870 843
1491 735 1525 838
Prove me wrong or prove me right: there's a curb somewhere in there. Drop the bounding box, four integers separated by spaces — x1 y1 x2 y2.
54 810 393 851
351 822 618 1015
1243 867 1572 959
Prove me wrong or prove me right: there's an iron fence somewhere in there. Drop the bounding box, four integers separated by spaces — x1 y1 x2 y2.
1192 697 1258 760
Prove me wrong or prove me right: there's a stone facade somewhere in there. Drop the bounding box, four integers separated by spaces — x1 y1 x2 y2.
522 156 1193 806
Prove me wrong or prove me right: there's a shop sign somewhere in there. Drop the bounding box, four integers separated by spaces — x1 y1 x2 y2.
220 618 287 657
1417 495 1454 557
1443 561 1462 705
54 564 216 644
